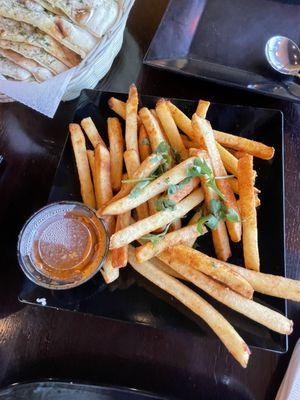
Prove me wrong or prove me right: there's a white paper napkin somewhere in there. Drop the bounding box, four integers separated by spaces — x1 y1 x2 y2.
276 339 300 400
0 67 78 118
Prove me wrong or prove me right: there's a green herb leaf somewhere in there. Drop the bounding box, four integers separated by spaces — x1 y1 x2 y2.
205 214 219 230
155 197 177 211
154 141 170 154
141 223 171 246
172 147 182 163
206 178 226 200
128 180 151 199
141 137 150 145
226 207 240 222
167 184 177 195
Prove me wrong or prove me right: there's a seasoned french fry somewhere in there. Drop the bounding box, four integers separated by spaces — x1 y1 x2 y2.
107 117 124 192
192 115 241 243
87 149 95 179
69 123 96 209
136 223 204 263
94 143 115 234
151 257 184 279
167 177 200 203
167 101 275 159
180 134 195 149
139 107 166 150
160 245 253 299
125 84 139 159
108 97 126 119
81 117 106 149
159 254 293 335
169 218 182 231
196 100 211 118
109 189 204 248
94 144 113 208
128 247 250 368
138 124 151 161
124 149 149 220
156 99 188 160
233 151 247 159
102 157 198 216
112 211 131 268
214 129 274 160
191 250 300 302
101 250 119 283
150 109 169 144
216 143 238 176
238 154 260 271
189 148 231 261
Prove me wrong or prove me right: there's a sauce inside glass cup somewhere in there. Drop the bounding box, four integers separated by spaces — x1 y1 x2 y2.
17 202 108 289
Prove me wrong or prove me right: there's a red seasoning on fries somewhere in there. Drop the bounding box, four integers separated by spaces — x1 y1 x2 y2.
67 83 300 369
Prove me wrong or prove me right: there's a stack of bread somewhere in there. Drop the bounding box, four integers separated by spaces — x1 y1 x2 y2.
0 0 134 101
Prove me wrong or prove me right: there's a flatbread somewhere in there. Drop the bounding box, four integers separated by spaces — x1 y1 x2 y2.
47 0 120 37
0 0 99 57
0 16 81 67
0 55 32 80
0 48 53 81
0 39 68 74
34 0 64 15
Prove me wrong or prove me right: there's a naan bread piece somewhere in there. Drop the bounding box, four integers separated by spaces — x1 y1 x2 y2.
47 0 119 37
0 55 32 80
0 39 68 74
0 48 53 81
0 0 98 57
0 16 81 67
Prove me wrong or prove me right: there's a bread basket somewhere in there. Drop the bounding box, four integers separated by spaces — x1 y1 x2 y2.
0 0 135 103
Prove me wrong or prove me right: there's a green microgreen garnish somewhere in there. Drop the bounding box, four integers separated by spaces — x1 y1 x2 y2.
155 197 177 211
141 223 171 246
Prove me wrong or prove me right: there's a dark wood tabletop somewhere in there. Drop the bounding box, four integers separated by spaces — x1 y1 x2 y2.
0 1 299 399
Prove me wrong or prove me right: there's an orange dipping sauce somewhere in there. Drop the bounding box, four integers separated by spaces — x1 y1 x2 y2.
18 202 108 289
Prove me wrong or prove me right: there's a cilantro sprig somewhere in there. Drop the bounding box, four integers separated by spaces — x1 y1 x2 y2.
155 197 176 211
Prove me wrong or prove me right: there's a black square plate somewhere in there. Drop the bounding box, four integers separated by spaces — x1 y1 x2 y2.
19 90 286 352
144 0 300 103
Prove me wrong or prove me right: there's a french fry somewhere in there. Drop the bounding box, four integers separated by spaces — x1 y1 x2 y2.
234 151 247 159
150 109 169 144
94 143 115 234
180 134 195 149
160 245 253 299
213 129 274 160
125 84 139 160
108 97 126 119
87 149 95 179
151 257 184 279
167 101 275 159
94 144 113 208
169 218 182 231
159 254 293 335
102 157 198 216
112 211 131 268
216 143 238 176
191 250 300 302
167 177 200 203
101 250 119 283
69 123 96 209
109 189 204 248
196 100 211 118
192 115 241 242
189 148 231 261
124 149 149 220
128 247 250 368
81 117 106 149
107 117 124 192
156 99 188 160
138 124 151 161
139 107 166 150
135 223 205 263
238 154 260 271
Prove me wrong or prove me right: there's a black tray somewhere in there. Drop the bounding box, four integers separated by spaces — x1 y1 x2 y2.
144 0 300 103
19 90 287 353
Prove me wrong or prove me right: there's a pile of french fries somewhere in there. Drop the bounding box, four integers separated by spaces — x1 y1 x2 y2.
70 84 300 368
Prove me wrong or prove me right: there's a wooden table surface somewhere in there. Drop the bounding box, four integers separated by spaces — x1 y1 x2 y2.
0 1 299 399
